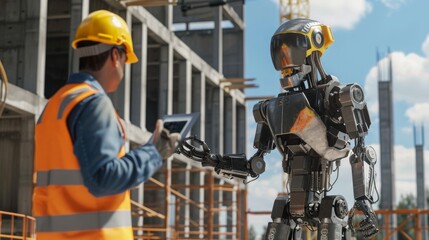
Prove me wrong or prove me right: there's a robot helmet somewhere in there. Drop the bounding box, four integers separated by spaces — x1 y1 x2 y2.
270 18 334 71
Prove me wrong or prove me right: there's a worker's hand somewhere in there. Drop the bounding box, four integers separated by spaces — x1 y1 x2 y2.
151 119 181 160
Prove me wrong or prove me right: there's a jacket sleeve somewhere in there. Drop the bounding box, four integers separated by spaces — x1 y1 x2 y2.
68 94 163 197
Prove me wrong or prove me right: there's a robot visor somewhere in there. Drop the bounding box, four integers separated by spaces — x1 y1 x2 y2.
270 33 308 70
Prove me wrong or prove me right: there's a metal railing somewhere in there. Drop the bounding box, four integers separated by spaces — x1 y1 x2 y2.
0 210 36 240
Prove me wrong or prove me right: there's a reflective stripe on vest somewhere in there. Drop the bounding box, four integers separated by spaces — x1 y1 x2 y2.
36 210 132 232
57 87 92 119
36 169 83 187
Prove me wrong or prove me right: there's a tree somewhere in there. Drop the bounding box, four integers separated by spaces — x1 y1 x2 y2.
261 225 267 240
396 193 416 240
249 225 257 240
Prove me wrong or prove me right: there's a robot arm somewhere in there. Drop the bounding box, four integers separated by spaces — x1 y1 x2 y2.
176 136 267 181
348 139 379 238
326 79 378 238
176 100 274 182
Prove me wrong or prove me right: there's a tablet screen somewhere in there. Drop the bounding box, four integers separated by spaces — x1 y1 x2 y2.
148 113 200 143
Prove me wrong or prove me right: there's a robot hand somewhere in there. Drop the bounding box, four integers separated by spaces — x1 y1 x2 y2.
175 136 215 165
348 199 379 239
176 136 266 181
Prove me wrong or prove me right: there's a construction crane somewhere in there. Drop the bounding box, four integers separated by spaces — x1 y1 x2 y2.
279 0 309 22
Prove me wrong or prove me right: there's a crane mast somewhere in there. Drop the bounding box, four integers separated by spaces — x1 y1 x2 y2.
279 0 310 22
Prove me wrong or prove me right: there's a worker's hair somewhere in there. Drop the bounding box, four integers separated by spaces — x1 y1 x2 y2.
77 41 125 72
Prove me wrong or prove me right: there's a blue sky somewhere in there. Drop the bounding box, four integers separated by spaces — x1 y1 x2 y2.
243 0 429 235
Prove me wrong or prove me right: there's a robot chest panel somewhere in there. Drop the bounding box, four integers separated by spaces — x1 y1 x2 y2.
265 92 324 137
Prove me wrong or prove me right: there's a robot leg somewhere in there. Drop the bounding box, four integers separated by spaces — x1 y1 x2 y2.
317 195 350 240
264 195 293 240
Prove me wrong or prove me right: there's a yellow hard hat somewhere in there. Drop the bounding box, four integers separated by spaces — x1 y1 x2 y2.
72 10 138 64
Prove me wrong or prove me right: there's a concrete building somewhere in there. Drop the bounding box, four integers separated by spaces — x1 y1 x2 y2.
0 0 248 239
415 125 427 240
378 50 397 240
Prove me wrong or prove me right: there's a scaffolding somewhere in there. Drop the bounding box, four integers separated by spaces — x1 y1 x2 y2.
247 208 429 240
131 167 247 240
0 210 36 240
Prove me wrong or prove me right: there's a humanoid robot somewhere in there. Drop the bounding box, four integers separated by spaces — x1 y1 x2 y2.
177 18 379 240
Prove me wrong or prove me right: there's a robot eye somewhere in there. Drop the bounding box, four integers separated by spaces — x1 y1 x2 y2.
312 29 324 48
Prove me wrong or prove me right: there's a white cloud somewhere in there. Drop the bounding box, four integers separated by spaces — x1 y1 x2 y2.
271 0 372 30
406 103 429 124
364 34 429 125
310 0 372 30
401 127 413 135
380 0 407 9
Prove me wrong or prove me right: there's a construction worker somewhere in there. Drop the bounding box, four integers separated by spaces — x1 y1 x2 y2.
32 10 180 240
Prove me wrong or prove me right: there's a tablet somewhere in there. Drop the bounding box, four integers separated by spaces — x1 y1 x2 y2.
149 112 200 142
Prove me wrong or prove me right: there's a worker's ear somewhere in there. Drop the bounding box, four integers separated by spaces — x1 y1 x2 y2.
110 48 121 68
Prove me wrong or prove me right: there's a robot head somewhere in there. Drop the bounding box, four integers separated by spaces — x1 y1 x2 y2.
270 18 334 89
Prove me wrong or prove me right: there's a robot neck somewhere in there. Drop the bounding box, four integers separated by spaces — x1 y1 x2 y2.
280 64 312 91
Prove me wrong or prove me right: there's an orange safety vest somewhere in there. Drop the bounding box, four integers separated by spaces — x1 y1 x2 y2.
33 83 133 240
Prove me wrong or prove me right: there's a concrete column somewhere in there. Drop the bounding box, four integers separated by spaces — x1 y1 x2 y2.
213 6 223 74
165 5 173 31
378 52 396 239
172 166 188 234
131 183 144 236
177 60 192 114
165 158 172 239
232 187 238 238
0 118 20 213
199 171 205 238
130 21 148 128
24 0 48 96
415 126 427 240
205 85 223 153
213 178 221 238
236 104 246 154
224 95 236 154
159 44 173 116
190 170 203 237
184 164 191 238
17 117 34 215
218 88 224 154
109 10 131 122
416 144 428 240
223 187 234 236
192 72 206 139
68 0 89 73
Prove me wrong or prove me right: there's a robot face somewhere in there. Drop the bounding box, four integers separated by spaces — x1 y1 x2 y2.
271 33 308 70
270 19 334 71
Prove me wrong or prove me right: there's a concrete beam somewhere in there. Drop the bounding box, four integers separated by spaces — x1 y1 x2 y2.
125 6 224 86
5 83 46 117
222 5 244 30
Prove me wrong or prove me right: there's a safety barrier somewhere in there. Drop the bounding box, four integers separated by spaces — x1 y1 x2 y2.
0 210 35 240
